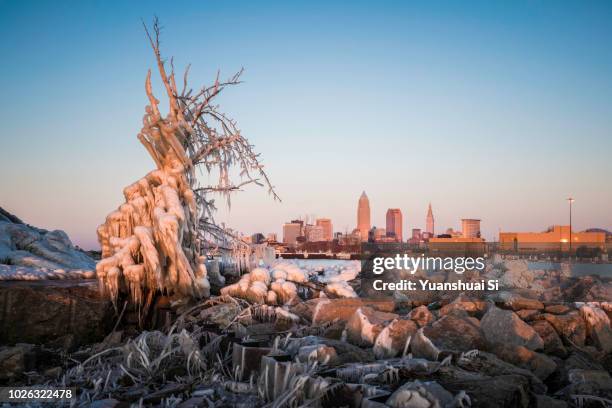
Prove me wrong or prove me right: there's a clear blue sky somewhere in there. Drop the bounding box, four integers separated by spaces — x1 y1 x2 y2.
1 0 611 249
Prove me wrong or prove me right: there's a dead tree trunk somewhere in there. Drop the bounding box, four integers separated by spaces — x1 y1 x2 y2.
96 19 278 308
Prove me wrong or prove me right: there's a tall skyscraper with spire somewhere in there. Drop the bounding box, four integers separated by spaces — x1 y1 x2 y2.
426 203 435 236
357 191 371 242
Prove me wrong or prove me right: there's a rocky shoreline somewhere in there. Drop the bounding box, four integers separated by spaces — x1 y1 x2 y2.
0 260 611 407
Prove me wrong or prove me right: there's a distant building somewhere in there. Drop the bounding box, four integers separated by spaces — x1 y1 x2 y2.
368 226 387 242
412 228 422 240
407 228 422 245
316 218 333 241
357 191 371 242
386 208 403 242
499 225 606 253
445 228 462 238
304 224 325 242
426 203 435 235
251 233 265 244
461 219 481 239
266 233 278 242
283 222 303 245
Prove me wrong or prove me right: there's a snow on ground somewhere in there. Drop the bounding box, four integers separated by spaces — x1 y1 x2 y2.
0 264 96 281
275 259 361 284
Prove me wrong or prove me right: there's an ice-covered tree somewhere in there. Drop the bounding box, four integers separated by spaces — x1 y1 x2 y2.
96 19 278 309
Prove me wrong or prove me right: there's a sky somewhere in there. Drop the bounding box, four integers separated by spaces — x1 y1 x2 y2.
1 0 611 249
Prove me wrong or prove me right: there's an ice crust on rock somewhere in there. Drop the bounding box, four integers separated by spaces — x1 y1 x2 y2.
0 208 96 280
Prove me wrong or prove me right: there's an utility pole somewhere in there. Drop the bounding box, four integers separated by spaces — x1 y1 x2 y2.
567 197 575 254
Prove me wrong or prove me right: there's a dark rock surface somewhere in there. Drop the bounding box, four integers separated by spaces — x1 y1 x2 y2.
0 279 113 347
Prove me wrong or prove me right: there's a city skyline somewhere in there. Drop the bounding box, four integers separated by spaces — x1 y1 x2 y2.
2 1 612 249
276 192 608 245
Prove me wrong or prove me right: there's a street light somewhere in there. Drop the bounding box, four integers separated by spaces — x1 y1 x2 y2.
567 197 575 253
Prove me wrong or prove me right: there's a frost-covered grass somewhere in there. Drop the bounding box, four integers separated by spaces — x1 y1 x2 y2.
0 264 95 280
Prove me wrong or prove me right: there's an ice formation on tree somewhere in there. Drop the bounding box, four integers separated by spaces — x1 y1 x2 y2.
96 20 278 307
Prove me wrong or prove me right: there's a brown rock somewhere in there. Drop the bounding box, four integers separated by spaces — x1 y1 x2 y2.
439 295 487 317
411 313 485 360
292 298 395 324
346 307 398 346
545 304 571 314
0 280 113 346
481 306 544 351
530 320 567 357
373 317 418 359
408 305 435 327
517 309 540 321
489 343 557 380
501 294 544 311
542 311 586 346
0 344 34 380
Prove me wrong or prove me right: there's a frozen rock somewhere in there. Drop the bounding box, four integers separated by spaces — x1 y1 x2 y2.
0 212 95 276
325 281 357 298
481 306 544 351
579 305 612 353
387 380 456 408
373 317 418 359
346 307 398 347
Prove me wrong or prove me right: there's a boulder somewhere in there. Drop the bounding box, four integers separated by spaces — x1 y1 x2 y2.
517 309 541 321
0 280 113 347
386 380 456 408
346 307 398 347
488 342 557 380
373 317 418 359
199 302 240 328
579 305 612 353
534 395 567 408
530 320 567 357
434 366 532 408
0 343 34 380
481 306 544 351
497 292 544 311
0 218 95 271
542 311 586 346
291 297 395 324
545 304 571 315
408 305 435 327
439 294 487 317
411 312 485 360
562 275 612 303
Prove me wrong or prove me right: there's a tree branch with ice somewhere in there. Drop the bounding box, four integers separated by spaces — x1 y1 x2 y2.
96 18 278 310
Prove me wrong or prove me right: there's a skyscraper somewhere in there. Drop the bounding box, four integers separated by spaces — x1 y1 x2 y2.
426 203 435 236
461 219 481 238
357 191 370 242
283 222 303 245
315 218 333 241
386 208 403 242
